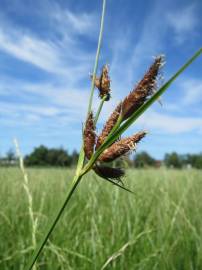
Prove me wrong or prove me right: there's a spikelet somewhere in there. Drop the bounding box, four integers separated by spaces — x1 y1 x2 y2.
83 112 95 160
93 165 125 182
122 56 164 120
96 102 122 150
98 131 146 162
91 64 111 101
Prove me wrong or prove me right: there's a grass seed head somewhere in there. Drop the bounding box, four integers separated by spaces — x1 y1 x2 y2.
83 112 96 160
122 56 164 120
98 131 147 162
93 165 125 182
91 64 111 101
96 102 122 150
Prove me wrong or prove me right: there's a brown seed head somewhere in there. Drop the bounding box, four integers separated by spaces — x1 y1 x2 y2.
83 112 96 160
93 165 125 182
122 56 164 120
91 64 111 101
98 131 147 162
96 102 122 150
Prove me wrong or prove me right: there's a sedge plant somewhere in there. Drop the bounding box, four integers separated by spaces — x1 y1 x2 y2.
26 0 202 269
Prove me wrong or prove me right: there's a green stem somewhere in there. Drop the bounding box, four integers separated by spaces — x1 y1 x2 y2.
94 95 107 123
87 0 106 115
26 1 107 269
26 175 82 270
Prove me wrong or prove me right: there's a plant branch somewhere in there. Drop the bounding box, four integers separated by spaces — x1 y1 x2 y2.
87 0 106 115
94 95 107 124
26 1 107 269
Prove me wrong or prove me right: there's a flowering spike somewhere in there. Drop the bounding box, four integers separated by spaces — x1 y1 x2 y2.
96 102 122 150
98 131 147 162
122 56 164 120
83 112 96 160
93 165 125 182
91 64 111 101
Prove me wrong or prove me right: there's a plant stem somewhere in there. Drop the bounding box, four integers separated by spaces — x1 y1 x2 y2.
26 1 107 269
87 0 106 115
77 0 107 173
26 175 82 270
94 95 107 124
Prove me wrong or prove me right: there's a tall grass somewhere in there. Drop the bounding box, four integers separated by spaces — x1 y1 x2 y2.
1 167 202 269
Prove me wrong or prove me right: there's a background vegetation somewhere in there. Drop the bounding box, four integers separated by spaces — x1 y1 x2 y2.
1 146 202 169
0 168 202 269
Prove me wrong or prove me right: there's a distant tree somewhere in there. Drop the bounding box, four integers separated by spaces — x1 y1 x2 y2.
164 152 182 168
134 151 156 168
24 145 49 166
24 145 73 167
6 148 16 162
184 153 202 169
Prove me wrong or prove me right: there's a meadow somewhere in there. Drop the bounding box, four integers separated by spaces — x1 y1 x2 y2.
0 167 202 269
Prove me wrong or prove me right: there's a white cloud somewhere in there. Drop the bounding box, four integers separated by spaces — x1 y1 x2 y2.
166 4 198 44
137 111 202 134
0 28 65 74
53 8 96 36
180 78 202 105
0 4 95 78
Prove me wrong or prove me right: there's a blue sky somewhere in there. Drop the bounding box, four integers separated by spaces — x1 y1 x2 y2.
0 0 202 159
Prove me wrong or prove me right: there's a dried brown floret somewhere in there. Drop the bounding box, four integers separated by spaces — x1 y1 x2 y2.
122 56 164 120
95 102 122 150
98 131 147 162
91 64 111 101
83 112 96 160
93 165 125 182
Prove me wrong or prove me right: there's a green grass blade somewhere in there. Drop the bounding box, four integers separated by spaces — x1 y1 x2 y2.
83 47 202 171
26 1 108 268
26 175 82 270
102 177 134 194
87 0 106 115
94 95 107 124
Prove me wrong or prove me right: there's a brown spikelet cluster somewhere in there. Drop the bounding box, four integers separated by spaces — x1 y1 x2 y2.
122 56 163 120
91 64 111 101
93 165 125 182
84 56 165 183
95 102 122 150
83 112 95 160
98 131 146 162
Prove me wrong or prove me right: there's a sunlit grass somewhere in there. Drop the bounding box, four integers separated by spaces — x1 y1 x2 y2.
0 167 202 269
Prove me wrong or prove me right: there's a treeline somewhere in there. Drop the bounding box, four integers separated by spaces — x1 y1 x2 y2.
134 152 202 169
0 145 79 167
0 146 202 169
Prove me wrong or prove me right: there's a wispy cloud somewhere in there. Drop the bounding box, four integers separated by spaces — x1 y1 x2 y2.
137 111 202 134
180 78 202 106
0 4 96 78
52 7 97 37
166 4 198 44
0 28 65 74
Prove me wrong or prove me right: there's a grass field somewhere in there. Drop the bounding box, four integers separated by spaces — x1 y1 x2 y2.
0 168 202 269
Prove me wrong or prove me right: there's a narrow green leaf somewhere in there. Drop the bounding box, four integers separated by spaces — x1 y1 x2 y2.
94 95 107 124
87 0 107 115
101 177 134 194
26 175 82 270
